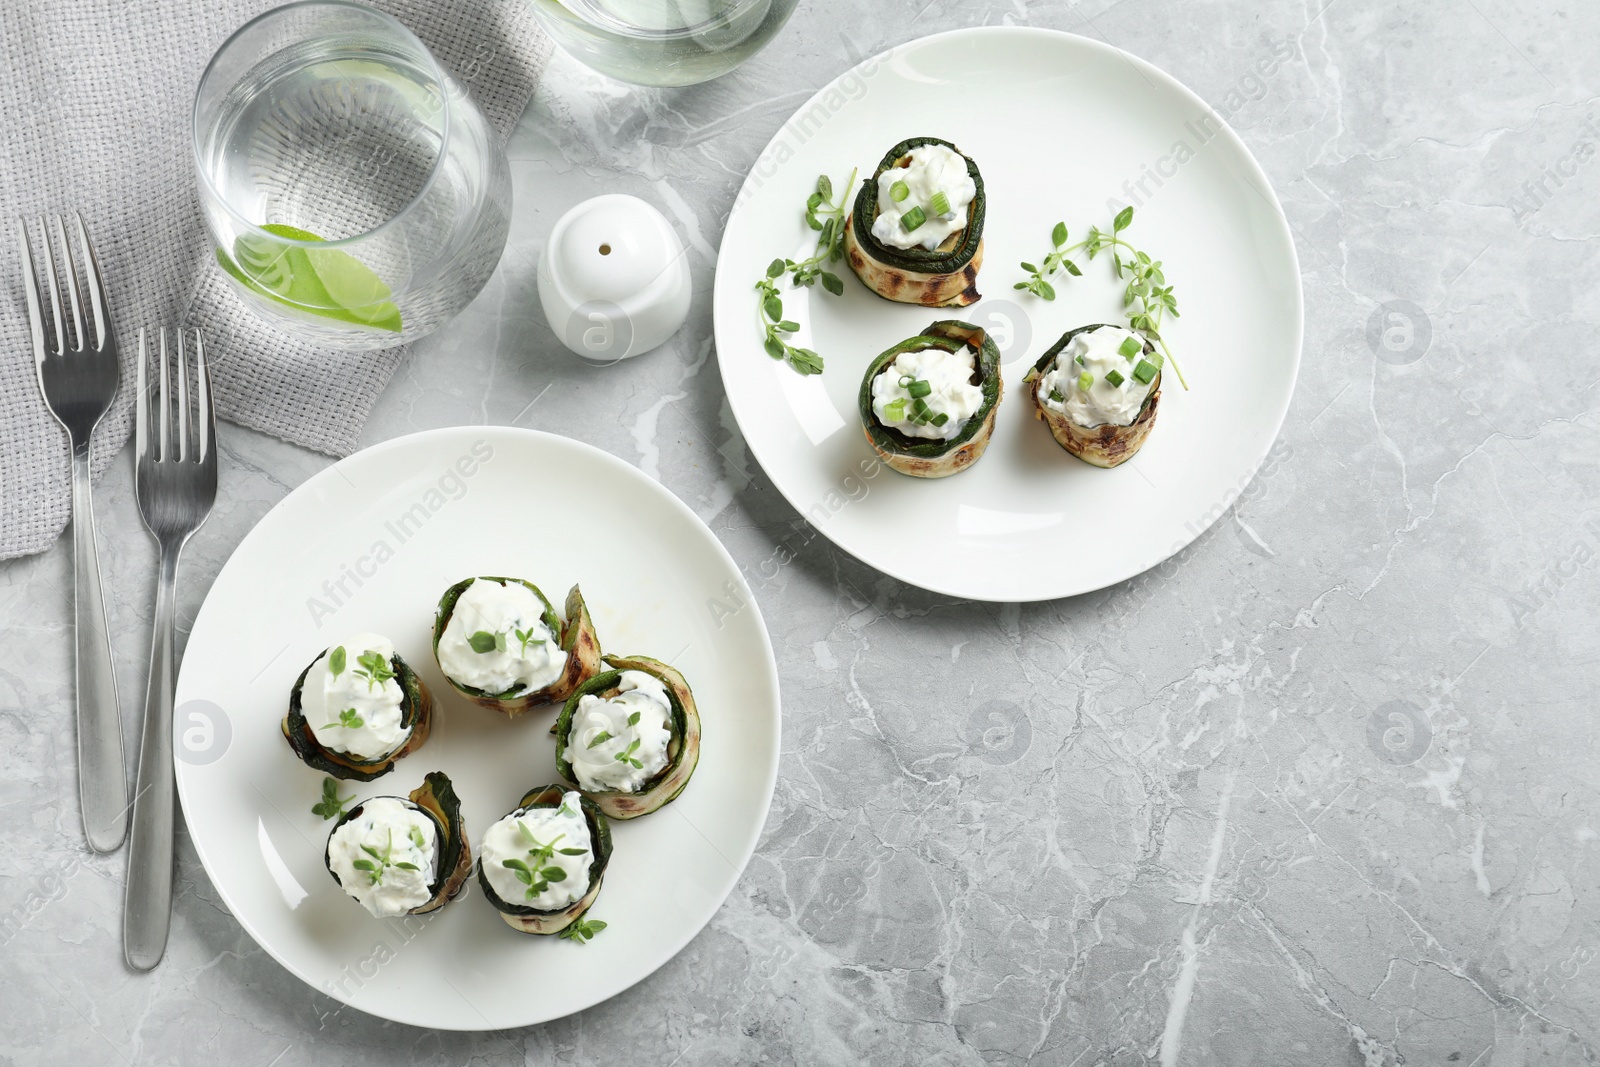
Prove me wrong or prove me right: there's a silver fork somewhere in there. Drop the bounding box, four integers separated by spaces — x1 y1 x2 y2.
124 327 216 971
18 214 128 854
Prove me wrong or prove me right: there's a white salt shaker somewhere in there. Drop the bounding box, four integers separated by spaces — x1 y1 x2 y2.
537 194 691 362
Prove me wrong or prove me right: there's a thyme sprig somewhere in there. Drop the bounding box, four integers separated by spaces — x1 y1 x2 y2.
514 626 541 655
351 828 421 886
469 625 545 656
323 707 364 730
311 777 353 820
559 917 607 944
755 170 857 376
1014 207 1187 389
504 821 585 900
353 650 395 690
614 738 644 770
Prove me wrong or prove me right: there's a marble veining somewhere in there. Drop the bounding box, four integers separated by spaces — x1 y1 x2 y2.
5 0 1600 1063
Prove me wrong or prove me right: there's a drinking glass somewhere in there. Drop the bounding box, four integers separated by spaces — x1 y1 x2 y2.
528 0 800 87
193 1 511 349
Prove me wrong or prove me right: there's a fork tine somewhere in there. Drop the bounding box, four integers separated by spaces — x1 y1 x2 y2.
17 220 47 369
135 329 149 463
35 217 65 355
157 328 170 462
51 215 85 352
175 330 190 462
72 213 109 352
194 330 212 462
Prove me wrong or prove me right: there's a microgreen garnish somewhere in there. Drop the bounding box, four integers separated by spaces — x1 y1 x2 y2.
324 707 364 730
352 827 420 886
467 630 500 654
1014 209 1187 389
311 776 353 820
587 730 614 750
514 626 542 655
353 650 395 690
755 170 858 376
328 646 346 677
614 738 644 770
558 917 608 944
504 825 578 900
627 710 641 727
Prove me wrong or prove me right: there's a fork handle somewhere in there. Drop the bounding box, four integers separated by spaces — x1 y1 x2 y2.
71 443 128 853
125 545 180 971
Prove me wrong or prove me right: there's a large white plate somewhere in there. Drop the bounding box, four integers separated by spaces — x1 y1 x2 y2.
174 427 779 1030
713 27 1302 601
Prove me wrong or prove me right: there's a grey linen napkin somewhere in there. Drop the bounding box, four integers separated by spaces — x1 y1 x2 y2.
0 0 551 560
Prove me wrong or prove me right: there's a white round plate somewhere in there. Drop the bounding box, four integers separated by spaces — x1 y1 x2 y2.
174 427 779 1030
713 27 1303 602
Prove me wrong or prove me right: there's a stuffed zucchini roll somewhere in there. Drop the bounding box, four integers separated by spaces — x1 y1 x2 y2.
1025 323 1162 468
477 786 612 935
433 577 602 715
554 654 701 819
323 771 471 917
282 633 434 782
844 136 985 307
859 319 1002 478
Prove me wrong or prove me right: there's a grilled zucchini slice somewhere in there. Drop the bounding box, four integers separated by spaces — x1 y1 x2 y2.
843 136 985 307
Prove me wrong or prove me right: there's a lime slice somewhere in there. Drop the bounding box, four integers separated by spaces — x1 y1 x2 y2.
217 223 402 333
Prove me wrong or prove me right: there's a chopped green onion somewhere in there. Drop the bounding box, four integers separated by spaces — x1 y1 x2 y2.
1105 368 1126 388
883 398 907 422
890 180 910 202
1049 388 1065 403
901 205 927 232
929 191 951 216
1132 359 1158 384
932 412 950 427
1077 371 1093 392
1118 335 1142 360
907 378 932 399
910 397 931 421
1145 351 1164 369
1075 353 1086 366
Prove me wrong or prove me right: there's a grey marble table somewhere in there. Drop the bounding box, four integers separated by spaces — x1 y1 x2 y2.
5 0 1599 1063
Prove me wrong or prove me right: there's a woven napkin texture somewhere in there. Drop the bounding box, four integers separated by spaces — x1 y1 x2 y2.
0 0 551 560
